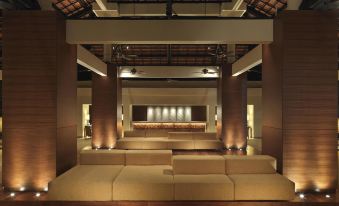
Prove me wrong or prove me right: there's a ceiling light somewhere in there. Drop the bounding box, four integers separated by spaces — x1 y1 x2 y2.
35 192 41 198
315 188 320 192
325 194 331 198
44 187 48 192
126 46 129 50
19 187 25 191
10 193 15 197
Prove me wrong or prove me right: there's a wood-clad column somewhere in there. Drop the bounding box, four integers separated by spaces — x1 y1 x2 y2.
262 11 338 192
3 11 77 191
92 64 122 148
217 64 247 149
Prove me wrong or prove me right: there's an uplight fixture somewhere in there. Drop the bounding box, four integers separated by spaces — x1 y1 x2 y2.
299 193 305 199
44 187 48 192
35 192 41 198
10 192 15 197
315 188 320 192
325 194 331 198
19 187 25 191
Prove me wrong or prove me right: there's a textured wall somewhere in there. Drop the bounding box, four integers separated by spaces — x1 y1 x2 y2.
217 64 247 148
262 11 338 191
3 11 77 191
92 65 122 148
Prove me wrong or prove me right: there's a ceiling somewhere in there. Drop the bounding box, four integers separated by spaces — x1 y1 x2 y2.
51 0 287 18
84 44 256 66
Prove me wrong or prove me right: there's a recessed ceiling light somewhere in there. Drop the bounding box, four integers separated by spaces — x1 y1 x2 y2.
126 46 130 50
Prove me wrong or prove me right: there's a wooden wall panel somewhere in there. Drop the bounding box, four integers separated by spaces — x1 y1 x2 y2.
263 11 338 192
3 11 77 191
218 64 247 149
92 65 122 148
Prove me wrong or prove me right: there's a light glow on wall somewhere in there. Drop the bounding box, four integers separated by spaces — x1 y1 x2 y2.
147 106 192 122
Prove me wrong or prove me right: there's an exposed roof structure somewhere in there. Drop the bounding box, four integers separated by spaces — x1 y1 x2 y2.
84 44 256 66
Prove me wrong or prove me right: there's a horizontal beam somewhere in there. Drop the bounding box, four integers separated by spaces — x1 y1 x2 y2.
77 45 107 76
67 19 273 44
232 44 262 76
120 66 218 78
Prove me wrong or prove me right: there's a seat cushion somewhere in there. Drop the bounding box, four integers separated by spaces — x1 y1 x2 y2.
124 130 146 137
48 165 123 201
167 139 195 150
194 140 223 150
116 138 145 149
80 149 125 165
113 166 174 200
173 155 225 174
125 150 172 165
168 132 193 140
224 155 276 174
229 174 295 200
174 175 234 200
142 138 168 149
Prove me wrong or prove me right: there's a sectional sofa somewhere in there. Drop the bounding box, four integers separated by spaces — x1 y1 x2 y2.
116 131 223 150
48 149 295 201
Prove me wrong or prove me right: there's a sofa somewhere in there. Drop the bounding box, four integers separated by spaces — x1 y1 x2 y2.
117 131 223 150
48 149 295 201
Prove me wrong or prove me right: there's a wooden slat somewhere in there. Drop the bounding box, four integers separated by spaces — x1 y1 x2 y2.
263 11 338 192
2 11 77 191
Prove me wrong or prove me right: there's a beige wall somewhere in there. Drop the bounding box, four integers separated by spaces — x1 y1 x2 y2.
76 87 262 137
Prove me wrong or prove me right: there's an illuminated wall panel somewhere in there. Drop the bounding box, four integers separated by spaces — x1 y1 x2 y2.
262 11 337 191
3 11 77 191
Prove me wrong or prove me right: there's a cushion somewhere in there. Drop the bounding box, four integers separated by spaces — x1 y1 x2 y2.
142 138 168 149
224 155 276 174
115 138 145 149
194 140 223 150
124 130 146 137
80 149 125 165
167 140 195 150
173 155 225 174
48 165 123 201
145 129 169 137
125 150 172 165
192 132 217 140
174 175 234 200
168 132 193 140
112 166 174 200
229 174 295 200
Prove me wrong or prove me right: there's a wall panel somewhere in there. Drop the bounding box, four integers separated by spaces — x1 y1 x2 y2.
262 11 337 191
3 11 77 191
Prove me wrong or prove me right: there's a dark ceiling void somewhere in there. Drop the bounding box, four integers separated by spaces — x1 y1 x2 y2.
107 0 232 3
0 0 41 10
299 0 339 10
84 44 257 66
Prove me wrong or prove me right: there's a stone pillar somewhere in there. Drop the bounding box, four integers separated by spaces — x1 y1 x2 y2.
92 64 122 148
262 11 337 192
3 11 77 191
217 64 247 148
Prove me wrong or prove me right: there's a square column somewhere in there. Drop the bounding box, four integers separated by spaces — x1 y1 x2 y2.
3 11 77 191
217 64 247 149
92 64 122 148
262 11 338 192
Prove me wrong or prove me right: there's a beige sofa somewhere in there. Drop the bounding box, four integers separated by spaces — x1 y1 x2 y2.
48 149 295 201
117 131 223 150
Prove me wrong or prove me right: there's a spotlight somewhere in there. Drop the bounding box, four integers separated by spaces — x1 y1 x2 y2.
299 193 305 199
325 194 331 198
108 148 112 150
44 187 48 192
126 45 130 50
35 192 41 198
19 187 25 191
9 192 15 197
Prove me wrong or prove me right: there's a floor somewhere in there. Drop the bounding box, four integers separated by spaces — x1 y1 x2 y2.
0 138 337 205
